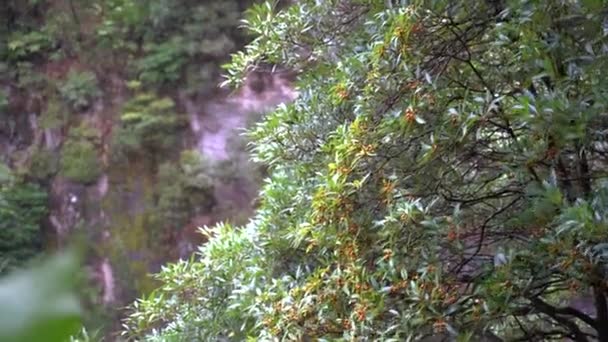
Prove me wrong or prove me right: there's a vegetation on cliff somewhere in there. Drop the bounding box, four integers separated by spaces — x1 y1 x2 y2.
0 166 47 274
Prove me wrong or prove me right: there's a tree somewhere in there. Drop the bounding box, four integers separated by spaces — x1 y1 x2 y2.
119 0 608 340
96 0 255 91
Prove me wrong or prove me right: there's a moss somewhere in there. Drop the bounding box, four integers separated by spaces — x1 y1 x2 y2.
96 161 168 296
100 182 162 297
99 214 161 297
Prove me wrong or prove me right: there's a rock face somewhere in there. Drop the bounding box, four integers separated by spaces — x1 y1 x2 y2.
41 71 296 312
188 71 297 161
0 44 296 325
99 258 115 305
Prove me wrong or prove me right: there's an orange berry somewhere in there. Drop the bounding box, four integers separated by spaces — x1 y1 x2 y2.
404 108 416 123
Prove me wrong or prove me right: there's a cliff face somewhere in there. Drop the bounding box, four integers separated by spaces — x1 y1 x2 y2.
1 70 295 334
0 0 296 330
49 72 295 308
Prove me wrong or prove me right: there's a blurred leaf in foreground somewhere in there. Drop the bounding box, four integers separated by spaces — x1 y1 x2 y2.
0 251 82 342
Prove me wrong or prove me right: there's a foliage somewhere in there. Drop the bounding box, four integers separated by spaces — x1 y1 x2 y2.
0 173 47 274
123 223 264 341
59 71 102 112
155 150 216 231
134 37 187 86
177 150 216 197
60 140 101 184
69 327 101 342
5 30 55 62
112 92 186 157
219 132 267 185
60 122 102 184
154 163 194 232
26 147 59 181
0 163 12 184
40 97 70 130
0 251 82 342
99 0 253 90
125 0 608 341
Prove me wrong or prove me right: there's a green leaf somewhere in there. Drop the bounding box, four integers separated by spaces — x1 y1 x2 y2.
0 252 82 342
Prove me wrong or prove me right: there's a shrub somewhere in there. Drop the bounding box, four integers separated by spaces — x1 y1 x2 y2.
154 150 215 231
100 0 253 90
6 30 55 61
39 97 70 130
112 93 185 157
27 147 59 181
59 70 102 112
67 120 100 142
178 149 214 192
0 176 47 274
155 163 190 231
60 123 101 184
134 37 186 86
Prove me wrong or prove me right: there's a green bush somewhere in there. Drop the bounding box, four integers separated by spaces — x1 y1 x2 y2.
112 93 185 157
59 71 101 112
6 30 55 61
155 150 215 231
178 149 214 192
67 121 100 142
39 98 70 130
99 0 253 90
27 147 59 181
134 38 186 86
69 327 102 342
0 177 47 274
95 0 145 51
59 133 101 184
155 163 190 231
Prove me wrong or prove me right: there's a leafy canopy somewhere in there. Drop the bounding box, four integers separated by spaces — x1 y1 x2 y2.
125 0 608 341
